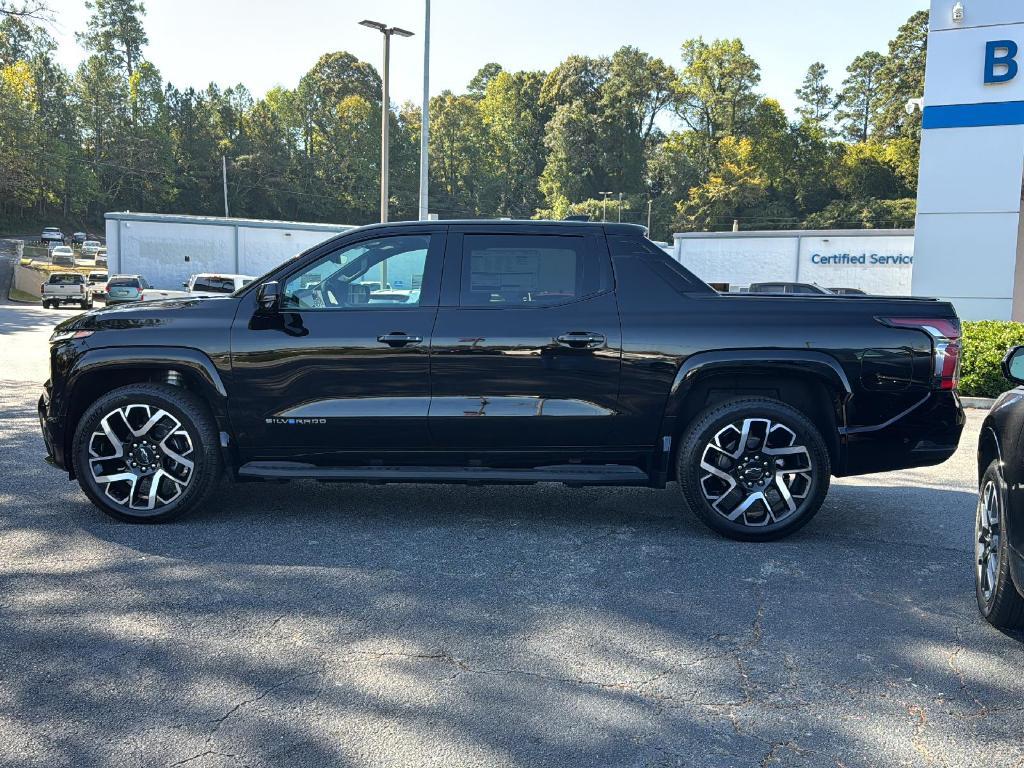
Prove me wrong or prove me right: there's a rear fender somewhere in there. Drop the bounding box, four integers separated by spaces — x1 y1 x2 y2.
651 350 853 485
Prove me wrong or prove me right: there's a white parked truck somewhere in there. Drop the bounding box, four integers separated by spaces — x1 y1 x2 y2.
139 273 254 301
41 272 93 309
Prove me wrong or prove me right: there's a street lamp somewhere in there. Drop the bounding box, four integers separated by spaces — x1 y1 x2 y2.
360 19 414 225
598 191 613 222
418 0 430 221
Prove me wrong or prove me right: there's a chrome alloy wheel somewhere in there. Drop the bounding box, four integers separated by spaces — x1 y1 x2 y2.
87 404 195 512
976 480 1001 604
698 417 813 527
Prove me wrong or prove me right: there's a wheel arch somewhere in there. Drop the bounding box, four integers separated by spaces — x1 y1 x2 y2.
658 351 852 481
62 346 231 477
978 425 1002 484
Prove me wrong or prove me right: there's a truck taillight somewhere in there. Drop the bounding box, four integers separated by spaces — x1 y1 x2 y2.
879 316 961 390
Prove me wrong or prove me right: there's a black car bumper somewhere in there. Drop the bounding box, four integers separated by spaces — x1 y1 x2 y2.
839 391 965 476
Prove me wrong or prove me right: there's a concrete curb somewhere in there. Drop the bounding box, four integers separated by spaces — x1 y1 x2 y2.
962 396 996 410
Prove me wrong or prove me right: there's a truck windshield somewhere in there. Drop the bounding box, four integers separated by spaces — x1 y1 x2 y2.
49 274 84 285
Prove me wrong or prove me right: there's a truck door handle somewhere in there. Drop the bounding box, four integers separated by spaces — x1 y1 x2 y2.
377 332 423 347
555 332 605 348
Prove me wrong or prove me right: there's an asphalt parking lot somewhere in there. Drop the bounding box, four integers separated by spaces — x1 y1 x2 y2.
1 253 1023 767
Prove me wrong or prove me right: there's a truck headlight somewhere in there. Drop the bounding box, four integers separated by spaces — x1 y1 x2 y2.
49 329 94 344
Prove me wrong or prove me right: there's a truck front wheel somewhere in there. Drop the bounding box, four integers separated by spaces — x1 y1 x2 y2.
71 383 222 523
676 397 831 542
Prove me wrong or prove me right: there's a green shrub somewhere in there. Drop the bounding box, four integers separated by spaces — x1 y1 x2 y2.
959 321 1024 398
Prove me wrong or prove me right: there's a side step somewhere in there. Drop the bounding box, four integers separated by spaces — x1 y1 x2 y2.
237 462 651 486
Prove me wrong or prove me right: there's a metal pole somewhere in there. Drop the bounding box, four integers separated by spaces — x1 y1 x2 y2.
418 0 430 220
222 155 229 217
617 192 623 223
647 199 652 234
380 32 390 225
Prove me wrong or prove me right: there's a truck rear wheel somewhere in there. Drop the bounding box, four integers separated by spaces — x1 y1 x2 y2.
71 383 222 523
676 397 831 541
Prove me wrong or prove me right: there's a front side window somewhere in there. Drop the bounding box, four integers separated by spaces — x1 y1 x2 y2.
460 234 602 307
282 235 430 310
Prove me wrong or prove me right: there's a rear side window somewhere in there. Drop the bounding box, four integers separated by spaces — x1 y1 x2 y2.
192 277 236 294
49 274 84 285
606 236 713 294
460 234 606 307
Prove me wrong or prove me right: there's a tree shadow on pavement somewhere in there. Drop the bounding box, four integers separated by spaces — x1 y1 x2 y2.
3 389 1024 767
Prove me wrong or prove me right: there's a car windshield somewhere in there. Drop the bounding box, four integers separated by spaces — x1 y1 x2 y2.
191 277 236 294
49 274 83 285
108 279 139 288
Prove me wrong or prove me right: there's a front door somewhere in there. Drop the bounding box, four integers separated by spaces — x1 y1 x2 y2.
428 227 622 451
229 229 444 462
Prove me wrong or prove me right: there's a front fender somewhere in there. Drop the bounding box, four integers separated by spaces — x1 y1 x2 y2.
58 346 232 475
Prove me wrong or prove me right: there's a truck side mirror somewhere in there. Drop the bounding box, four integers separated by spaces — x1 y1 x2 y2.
182 281 188 289
256 281 280 312
1002 346 1024 385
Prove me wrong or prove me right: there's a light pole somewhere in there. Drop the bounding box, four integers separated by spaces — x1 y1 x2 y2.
599 191 613 222
418 0 430 221
360 19 414 225
617 192 623 223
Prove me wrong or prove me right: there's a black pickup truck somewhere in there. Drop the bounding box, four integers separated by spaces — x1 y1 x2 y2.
39 221 965 540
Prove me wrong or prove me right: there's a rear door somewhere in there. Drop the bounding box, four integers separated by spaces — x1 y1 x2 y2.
428 225 622 451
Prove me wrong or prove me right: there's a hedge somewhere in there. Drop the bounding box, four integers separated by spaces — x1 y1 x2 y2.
959 321 1024 399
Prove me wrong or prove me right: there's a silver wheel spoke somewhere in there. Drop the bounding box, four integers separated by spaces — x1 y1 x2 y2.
87 403 195 514
698 415 813 528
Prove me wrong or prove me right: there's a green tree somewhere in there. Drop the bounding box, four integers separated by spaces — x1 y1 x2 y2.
676 136 768 231
874 10 928 139
675 38 761 150
77 0 147 77
836 51 885 143
467 62 502 98
795 61 833 124
479 70 550 216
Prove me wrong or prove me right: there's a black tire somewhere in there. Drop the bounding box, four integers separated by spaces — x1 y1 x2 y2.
676 397 831 542
975 462 1024 629
41 300 50 309
80 300 92 309
71 383 222 523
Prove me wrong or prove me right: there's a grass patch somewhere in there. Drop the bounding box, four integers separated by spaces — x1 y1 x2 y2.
9 287 40 303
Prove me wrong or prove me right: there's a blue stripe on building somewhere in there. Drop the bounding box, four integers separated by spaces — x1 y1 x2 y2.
923 100 1024 129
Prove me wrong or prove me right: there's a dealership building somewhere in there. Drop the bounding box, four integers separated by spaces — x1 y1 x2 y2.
674 0 1024 321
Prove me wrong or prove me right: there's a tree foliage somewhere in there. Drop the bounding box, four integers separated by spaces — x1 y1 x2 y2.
0 5 929 241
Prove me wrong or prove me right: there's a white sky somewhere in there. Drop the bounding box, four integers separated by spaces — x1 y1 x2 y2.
43 0 926 118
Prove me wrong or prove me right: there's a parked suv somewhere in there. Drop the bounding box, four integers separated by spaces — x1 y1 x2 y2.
103 275 150 304
39 221 965 539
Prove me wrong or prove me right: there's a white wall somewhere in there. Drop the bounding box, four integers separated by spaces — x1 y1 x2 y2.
673 231 914 294
104 213 353 289
913 1 1024 320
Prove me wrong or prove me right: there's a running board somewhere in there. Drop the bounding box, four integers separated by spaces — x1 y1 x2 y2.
237 462 650 486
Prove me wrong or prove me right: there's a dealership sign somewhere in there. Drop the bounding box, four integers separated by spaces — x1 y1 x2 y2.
985 40 1019 83
810 252 914 266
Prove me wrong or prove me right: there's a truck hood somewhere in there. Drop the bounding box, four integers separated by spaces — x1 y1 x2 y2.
53 295 239 335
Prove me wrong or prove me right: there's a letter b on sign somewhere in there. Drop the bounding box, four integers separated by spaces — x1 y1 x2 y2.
985 40 1019 84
